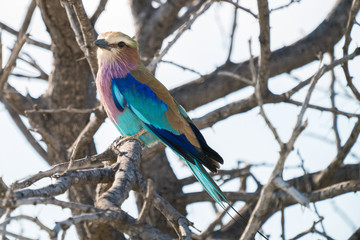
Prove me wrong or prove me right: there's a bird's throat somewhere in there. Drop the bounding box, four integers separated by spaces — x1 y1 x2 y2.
98 49 139 80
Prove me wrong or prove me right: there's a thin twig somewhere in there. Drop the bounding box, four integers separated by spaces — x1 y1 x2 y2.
227 0 239 62
137 178 154 222
281 208 285 240
2 99 49 161
312 203 328 236
289 217 334 240
199 205 231 237
285 99 360 118
342 0 360 100
0 215 52 235
270 0 301 12
329 51 341 151
18 0 36 38
315 117 360 188
50 210 172 240
0 229 36 240
14 151 109 190
147 0 213 72
67 106 106 169
219 0 258 18
29 127 63 154
17 52 49 80
0 23 50 49
0 34 28 90
250 14 282 147
161 60 203 76
217 71 254 86
90 0 108 26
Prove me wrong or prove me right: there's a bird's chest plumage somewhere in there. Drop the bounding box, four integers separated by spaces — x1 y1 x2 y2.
96 71 144 136
96 75 119 123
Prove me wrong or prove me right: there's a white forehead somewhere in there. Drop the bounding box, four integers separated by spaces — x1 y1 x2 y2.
98 32 135 47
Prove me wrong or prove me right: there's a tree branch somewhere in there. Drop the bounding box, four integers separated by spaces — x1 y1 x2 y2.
171 0 355 111
62 0 98 78
315 117 360 188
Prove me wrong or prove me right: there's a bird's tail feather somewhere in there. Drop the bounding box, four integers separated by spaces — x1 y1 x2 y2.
186 159 269 240
143 124 268 239
186 160 226 208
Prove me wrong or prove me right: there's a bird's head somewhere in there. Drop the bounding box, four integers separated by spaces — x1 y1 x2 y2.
95 32 139 75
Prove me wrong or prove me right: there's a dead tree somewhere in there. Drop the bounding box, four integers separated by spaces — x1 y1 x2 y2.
0 0 359 239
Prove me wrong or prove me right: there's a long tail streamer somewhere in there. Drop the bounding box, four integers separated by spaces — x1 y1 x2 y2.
187 160 269 240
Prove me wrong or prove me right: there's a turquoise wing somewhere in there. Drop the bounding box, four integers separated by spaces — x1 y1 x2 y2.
111 73 268 240
111 78 157 145
112 73 227 204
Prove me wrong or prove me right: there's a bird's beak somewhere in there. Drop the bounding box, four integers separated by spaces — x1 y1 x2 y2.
95 39 111 50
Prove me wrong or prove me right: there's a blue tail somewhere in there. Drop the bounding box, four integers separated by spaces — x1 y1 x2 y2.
186 160 226 208
186 159 269 240
142 116 268 239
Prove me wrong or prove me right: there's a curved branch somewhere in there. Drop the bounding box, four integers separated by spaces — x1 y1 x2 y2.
96 139 142 209
171 0 356 111
90 0 108 26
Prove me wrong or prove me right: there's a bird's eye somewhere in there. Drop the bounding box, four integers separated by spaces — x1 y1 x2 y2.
118 42 126 48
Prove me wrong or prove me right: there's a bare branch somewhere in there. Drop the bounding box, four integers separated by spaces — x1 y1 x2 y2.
0 23 51 49
217 71 254 86
342 0 360 100
67 106 106 161
315 118 360 188
25 106 98 114
17 52 49 80
18 0 37 38
0 229 36 240
219 0 258 18
241 8 326 237
161 60 203 76
14 151 111 190
62 0 98 77
256 0 271 95
270 0 301 12
226 0 240 62
289 218 331 240
90 0 108 26
0 34 27 91
147 0 213 72
51 210 172 240
0 215 52 235
137 178 154 222
329 51 341 151
284 99 360 118
2 99 49 161
96 139 142 209
172 0 355 111
273 177 309 207
135 172 195 239
199 205 231 238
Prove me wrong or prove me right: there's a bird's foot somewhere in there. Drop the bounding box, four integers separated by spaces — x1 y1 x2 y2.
120 129 147 144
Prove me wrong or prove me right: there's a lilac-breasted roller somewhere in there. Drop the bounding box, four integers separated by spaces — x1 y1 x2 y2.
95 32 267 239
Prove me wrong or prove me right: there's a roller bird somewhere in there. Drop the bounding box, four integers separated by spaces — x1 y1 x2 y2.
95 31 267 239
